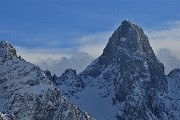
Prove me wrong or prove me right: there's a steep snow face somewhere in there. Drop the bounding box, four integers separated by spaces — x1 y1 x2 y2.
0 41 94 120
57 20 179 119
167 69 180 110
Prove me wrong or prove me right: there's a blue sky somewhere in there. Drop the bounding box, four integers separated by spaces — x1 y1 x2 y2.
0 0 180 48
0 0 180 75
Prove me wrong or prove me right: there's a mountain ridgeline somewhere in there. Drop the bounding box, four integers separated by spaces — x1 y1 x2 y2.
53 20 180 120
0 41 94 120
0 20 180 120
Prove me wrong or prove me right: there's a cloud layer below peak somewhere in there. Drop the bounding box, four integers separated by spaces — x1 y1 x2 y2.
13 20 180 76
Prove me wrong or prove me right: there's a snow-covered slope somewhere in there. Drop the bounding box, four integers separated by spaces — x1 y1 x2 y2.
57 20 180 120
0 41 94 120
0 112 16 120
167 68 180 111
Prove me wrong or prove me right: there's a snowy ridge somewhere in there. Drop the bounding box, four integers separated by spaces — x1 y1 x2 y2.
56 69 85 98
0 112 16 120
57 20 180 120
0 42 94 120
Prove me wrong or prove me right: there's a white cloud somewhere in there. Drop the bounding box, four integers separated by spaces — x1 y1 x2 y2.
78 31 112 45
146 20 180 73
146 21 180 52
36 52 94 76
76 21 180 74
78 44 105 57
13 20 180 76
13 31 112 76
77 31 112 57
13 31 111 76
15 46 94 76
15 46 71 63
156 48 180 74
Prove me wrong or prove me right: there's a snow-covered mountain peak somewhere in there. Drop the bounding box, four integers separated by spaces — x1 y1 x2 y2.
56 20 180 119
57 69 79 83
0 41 17 61
82 20 161 80
0 42 94 120
121 19 134 28
102 19 155 62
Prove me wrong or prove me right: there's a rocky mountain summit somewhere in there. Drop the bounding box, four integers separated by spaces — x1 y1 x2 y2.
1 20 180 120
0 41 17 61
55 20 180 119
0 41 94 120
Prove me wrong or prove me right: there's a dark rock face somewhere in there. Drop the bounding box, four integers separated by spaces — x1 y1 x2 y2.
0 41 17 61
167 68 180 115
58 20 179 119
81 20 170 119
56 69 85 98
83 20 167 95
44 70 57 83
0 41 94 120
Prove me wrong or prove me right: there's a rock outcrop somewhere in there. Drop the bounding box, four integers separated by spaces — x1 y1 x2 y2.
0 41 94 120
57 20 180 119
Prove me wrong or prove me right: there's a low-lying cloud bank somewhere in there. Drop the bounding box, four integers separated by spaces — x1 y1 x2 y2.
37 52 94 76
15 20 180 76
15 47 94 76
147 20 180 74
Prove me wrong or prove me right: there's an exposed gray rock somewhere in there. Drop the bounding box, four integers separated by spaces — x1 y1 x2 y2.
44 70 57 83
56 69 85 98
58 20 179 119
0 41 17 61
0 41 94 120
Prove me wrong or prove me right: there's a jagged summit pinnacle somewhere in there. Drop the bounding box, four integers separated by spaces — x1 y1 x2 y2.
118 19 138 30
82 20 167 94
101 20 156 64
121 19 134 26
113 19 143 40
0 40 17 61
